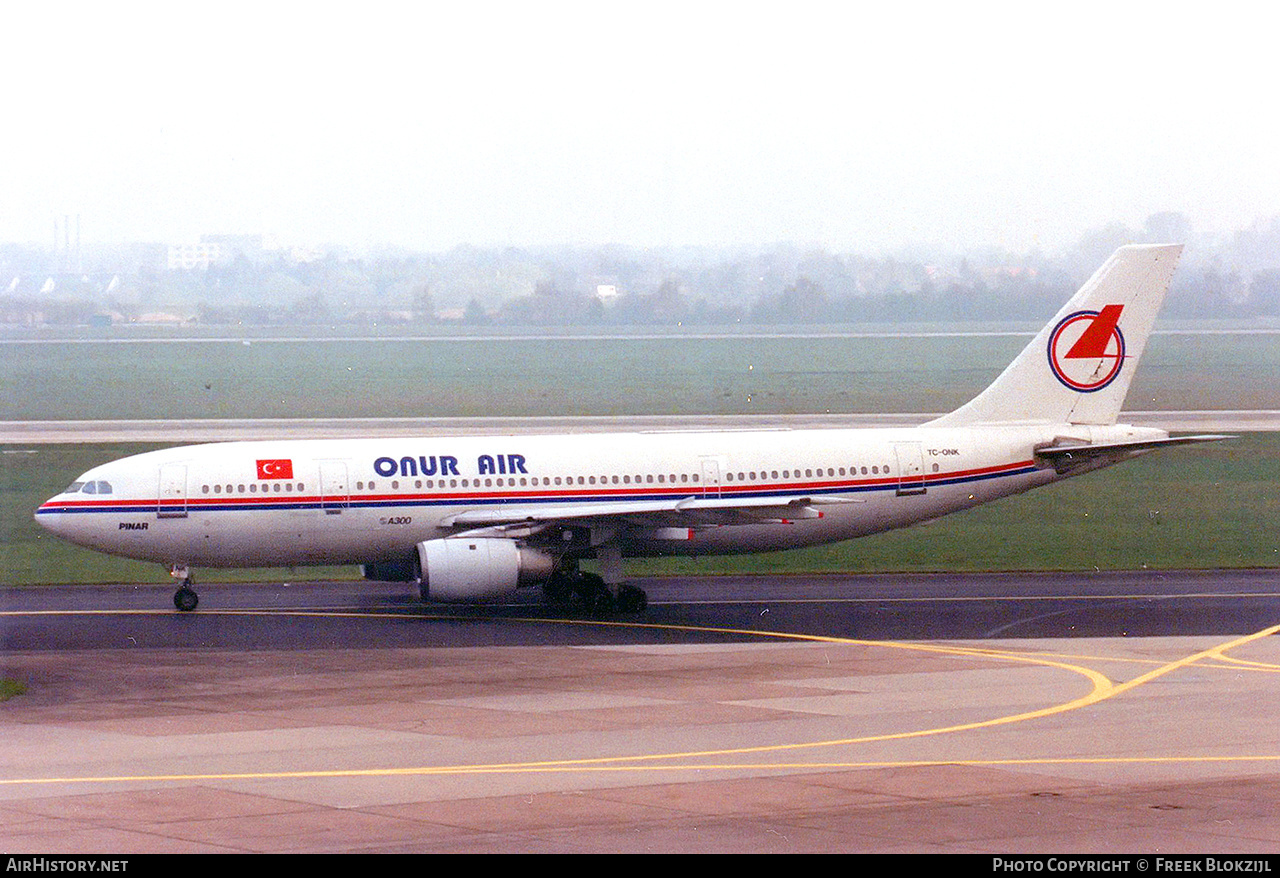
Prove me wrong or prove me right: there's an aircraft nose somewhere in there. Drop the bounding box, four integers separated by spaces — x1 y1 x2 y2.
34 494 73 538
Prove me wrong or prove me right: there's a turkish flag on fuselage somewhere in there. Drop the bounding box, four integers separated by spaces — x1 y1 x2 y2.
256 459 294 480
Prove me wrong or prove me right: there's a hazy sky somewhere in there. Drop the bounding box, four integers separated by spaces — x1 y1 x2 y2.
3 2 1276 255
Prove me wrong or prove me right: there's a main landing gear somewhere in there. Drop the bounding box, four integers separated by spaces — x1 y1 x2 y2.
542 566 648 615
169 565 198 612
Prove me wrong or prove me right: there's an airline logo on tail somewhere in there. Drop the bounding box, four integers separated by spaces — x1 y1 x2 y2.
1047 304 1126 392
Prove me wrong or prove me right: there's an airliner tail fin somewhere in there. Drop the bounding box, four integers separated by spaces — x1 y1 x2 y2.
929 244 1182 427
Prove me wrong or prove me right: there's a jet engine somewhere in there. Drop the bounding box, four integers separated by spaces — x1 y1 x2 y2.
416 537 556 601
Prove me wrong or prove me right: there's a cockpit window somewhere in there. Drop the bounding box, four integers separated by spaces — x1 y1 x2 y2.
61 480 111 495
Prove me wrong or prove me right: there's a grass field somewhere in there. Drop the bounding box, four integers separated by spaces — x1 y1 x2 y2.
2 434 1276 586
5 331 1280 420
3 327 1276 586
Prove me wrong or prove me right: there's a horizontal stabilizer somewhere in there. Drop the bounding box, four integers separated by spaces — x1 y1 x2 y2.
1034 434 1229 473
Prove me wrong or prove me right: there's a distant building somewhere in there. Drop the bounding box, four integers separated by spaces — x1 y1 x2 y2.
168 234 268 270
201 234 266 263
137 311 190 324
168 242 222 270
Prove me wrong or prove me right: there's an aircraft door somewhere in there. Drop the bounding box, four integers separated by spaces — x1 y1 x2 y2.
157 464 189 518
894 442 927 496
320 461 349 514
700 458 722 498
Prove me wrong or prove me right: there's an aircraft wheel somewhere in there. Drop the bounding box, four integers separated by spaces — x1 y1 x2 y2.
591 587 616 615
572 572 602 604
571 572 615 614
542 573 574 607
616 584 648 614
173 585 199 612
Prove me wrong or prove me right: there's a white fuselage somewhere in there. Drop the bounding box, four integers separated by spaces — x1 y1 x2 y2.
34 421 1164 569
33 245 1194 607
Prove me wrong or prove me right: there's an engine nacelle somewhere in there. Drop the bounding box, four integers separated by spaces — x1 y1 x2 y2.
417 538 555 602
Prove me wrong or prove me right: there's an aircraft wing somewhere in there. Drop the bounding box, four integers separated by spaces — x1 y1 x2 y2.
1034 434 1229 474
440 491 863 531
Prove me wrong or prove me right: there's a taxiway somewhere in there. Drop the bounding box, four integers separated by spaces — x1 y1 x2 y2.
3 571 1280 853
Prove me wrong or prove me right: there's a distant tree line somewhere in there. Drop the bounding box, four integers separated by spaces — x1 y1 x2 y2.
4 213 1280 327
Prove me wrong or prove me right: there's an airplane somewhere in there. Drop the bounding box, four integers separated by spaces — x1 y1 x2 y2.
35 244 1224 613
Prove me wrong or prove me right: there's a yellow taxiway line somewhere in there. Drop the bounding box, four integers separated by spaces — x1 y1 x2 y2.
2 614 1278 787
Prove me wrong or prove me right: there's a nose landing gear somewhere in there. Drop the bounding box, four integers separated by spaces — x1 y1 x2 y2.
169 565 198 612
